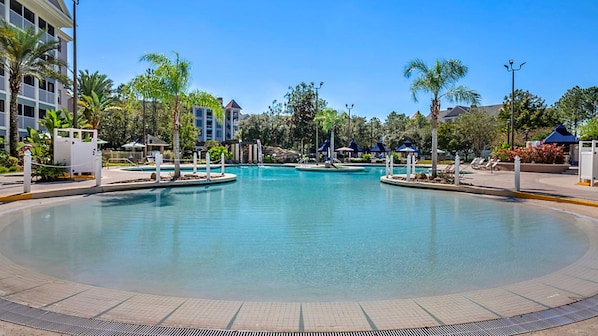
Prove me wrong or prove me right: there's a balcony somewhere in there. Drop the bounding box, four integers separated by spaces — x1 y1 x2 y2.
20 83 36 99
9 10 23 29
19 116 36 130
0 112 5 127
0 75 4 91
39 90 55 104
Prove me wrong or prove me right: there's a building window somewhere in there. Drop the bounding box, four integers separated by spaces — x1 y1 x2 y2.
0 99 5 112
195 108 202 117
39 108 46 119
10 0 22 15
47 24 54 36
195 119 202 127
216 131 221 138
57 89 61 104
47 82 55 92
23 6 34 23
23 105 34 117
38 17 46 30
24 75 34 86
206 109 212 116
0 64 4 76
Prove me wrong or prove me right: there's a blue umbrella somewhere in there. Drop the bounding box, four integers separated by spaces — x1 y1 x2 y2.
397 140 419 153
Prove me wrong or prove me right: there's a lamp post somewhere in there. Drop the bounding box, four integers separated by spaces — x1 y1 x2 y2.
72 0 79 128
345 103 354 141
504 59 525 148
524 129 529 144
313 82 323 165
507 119 510 144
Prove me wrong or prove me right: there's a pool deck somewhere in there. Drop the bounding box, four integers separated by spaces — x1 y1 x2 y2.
1 165 598 335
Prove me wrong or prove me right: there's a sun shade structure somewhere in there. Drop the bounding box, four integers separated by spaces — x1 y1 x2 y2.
543 124 579 144
122 142 145 149
397 139 419 153
318 139 330 152
335 146 354 152
348 140 363 152
370 142 388 152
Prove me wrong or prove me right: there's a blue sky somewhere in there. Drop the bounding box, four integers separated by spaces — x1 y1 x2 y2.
73 0 598 119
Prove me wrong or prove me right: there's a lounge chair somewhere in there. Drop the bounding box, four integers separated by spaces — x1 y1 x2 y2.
472 158 485 169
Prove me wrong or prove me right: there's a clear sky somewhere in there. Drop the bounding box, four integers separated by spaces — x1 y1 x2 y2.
72 0 598 119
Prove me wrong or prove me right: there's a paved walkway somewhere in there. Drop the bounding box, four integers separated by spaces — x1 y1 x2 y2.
1 165 598 335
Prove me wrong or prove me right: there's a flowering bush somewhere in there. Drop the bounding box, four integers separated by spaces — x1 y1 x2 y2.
492 144 565 164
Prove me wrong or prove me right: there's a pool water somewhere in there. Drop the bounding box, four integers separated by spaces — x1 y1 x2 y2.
0 166 589 301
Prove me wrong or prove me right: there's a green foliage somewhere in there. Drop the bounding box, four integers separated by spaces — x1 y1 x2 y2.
204 140 220 149
554 86 598 135
362 154 371 161
208 145 232 161
403 58 480 176
492 144 565 164
18 127 66 181
179 111 199 152
580 118 598 140
263 155 276 163
499 89 560 133
0 19 68 157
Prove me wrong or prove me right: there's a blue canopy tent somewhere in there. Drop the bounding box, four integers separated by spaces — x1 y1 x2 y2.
318 139 330 152
543 125 579 144
396 139 419 153
543 124 579 165
348 140 363 152
370 142 387 159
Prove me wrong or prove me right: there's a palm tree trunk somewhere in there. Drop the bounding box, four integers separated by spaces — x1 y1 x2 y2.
173 97 181 179
9 82 21 158
431 98 440 178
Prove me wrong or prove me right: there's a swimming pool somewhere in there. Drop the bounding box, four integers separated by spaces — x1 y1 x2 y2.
0 166 589 302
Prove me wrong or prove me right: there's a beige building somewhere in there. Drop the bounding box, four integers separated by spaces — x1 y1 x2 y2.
0 0 72 145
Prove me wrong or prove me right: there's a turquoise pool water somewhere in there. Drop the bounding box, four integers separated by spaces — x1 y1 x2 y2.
0 166 589 301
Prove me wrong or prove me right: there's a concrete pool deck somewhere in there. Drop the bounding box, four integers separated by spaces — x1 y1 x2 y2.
1 165 598 335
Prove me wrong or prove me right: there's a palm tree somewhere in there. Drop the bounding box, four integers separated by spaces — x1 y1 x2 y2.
78 70 113 97
140 51 223 178
403 59 480 177
0 20 68 157
315 107 345 161
78 91 119 130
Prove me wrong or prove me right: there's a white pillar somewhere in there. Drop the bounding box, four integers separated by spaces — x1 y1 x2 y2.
193 151 197 174
454 154 460 186
389 153 394 177
406 154 411 182
155 153 161 183
24 150 31 193
221 152 225 176
96 152 102 187
514 155 521 191
206 152 211 181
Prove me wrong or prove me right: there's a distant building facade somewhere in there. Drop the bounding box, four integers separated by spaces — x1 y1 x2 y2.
427 104 502 123
192 98 241 142
0 0 72 144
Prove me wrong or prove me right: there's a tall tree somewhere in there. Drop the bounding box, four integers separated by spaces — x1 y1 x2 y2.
141 51 222 178
286 82 321 153
0 20 68 157
554 86 598 136
498 89 560 139
403 58 480 177
456 107 498 157
78 91 119 130
314 107 345 160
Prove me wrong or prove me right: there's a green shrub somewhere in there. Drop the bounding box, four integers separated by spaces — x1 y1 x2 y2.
0 155 18 168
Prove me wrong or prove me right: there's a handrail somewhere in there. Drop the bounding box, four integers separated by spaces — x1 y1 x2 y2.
106 157 138 168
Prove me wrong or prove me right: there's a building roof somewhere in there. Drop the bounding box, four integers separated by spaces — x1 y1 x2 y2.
544 125 579 144
428 104 503 122
225 100 242 109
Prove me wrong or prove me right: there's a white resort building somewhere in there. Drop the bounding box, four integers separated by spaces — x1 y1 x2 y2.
0 0 72 146
193 98 241 142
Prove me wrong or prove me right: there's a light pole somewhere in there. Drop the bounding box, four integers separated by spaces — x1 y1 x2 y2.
345 103 354 141
72 0 79 128
504 59 525 148
524 129 529 144
507 119 511 144
313 82 323 165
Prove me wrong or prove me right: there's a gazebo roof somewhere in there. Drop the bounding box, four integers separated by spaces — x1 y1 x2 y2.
543 125 579 144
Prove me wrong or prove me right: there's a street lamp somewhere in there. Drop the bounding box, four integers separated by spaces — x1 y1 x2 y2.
506 119 511 144
504 59 525 148
524 129 529 144
313 82 323 165
72 0 79 128
345 103 354 141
